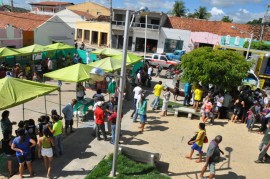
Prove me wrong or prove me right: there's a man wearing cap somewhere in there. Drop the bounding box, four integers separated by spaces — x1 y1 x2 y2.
94 101 108 141
62 99 77 135
255 120 270 163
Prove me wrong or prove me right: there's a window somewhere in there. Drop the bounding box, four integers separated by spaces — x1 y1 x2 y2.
77 29 82 39
225 35 230 45
234 36 240 46
97 11 101 15
160 56 167 61
153 55 158 59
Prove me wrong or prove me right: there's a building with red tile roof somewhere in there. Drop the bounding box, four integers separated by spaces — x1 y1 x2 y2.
0 11 74 47
29 1 73 15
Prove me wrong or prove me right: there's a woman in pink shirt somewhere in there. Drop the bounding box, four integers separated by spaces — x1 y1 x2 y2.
202 98 212 123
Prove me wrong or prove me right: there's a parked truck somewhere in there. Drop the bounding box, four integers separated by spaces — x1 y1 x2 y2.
144 53 180 69
220 46 270 89
166 50 186 61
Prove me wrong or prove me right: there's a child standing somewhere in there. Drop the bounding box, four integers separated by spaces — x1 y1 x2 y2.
161 87 171 116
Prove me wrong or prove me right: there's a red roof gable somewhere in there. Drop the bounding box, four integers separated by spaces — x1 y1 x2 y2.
0 12 51 31
29 1 73 6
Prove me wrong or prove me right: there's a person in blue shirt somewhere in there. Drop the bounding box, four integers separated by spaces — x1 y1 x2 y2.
62 99 77 134
11 128 36 178
184 83 191 106
138 94 147 132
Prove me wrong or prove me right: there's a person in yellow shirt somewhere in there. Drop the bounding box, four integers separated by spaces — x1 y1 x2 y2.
152 81 164 110
186 123 206 163
193 85 203 111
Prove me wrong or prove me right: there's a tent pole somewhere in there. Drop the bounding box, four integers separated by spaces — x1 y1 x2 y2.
22 103 25 121
44 95 48 115
59 88 62 115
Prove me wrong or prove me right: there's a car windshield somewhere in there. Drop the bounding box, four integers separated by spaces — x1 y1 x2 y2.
166 55 172 60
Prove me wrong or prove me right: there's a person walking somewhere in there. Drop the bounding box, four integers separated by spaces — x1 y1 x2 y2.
11 128 36 179
199 135 224 179
152 81 164 110
185 123 206 163
38 127 54 178
94 101 108 141
184 83 191 106
48 114 63 157
62 99 77 135
193 85 203 112
138 94 147 132
1 110 16 136
108 106 123 145
76 82 86 100
1 130 15 178
254 120 270 163
161 87 171 116
131 84 142 118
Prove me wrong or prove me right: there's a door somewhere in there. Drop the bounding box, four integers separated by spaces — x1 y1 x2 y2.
159 55 168 67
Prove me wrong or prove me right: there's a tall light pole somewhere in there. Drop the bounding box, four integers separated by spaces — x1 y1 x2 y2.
109 0 113 48
110 7 149 177
144 14 148 59
231 26 254 60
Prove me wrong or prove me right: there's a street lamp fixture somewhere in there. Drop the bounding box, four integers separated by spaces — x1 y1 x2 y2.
231 25 254 60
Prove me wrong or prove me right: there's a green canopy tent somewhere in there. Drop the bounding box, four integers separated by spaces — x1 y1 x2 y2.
43 63 94 127
0 77 59 120
17 44 53 55
43 63 93 82
45 42 74 50
0 47 21 58
91 48 122 57
88 57 123 73
112 53 142 65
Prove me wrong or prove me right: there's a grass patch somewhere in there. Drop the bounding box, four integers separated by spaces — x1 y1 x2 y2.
153 99 184 111
85 154 170 179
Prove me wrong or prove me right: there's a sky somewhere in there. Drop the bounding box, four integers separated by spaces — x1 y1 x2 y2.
3 0 270 23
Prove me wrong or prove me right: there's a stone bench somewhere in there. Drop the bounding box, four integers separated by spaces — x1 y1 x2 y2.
174 107 198 119
119 146 160 166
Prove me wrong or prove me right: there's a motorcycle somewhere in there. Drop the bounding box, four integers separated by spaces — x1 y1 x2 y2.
165 68 181 79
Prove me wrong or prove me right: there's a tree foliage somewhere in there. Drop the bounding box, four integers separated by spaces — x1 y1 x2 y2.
179 47 252 90
171 0 187 17
243 41 270 51
246 18 262 25
221 16 233 22
188 6 211 20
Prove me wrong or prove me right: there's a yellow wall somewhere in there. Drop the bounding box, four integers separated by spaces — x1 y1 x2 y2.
67 2 110 18
76 21 110 47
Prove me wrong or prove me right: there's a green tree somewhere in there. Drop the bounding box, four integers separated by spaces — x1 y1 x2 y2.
246 18 262 25
221 16 233 22
189 6 211 20
179 47 251 90
170 0 187 17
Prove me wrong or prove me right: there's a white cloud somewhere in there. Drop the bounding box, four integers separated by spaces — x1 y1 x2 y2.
123 0 174 12
202 0 262 7
210 7 224 15
210 7 264 23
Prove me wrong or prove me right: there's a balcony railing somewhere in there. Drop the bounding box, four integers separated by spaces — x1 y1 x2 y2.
112 20 160 30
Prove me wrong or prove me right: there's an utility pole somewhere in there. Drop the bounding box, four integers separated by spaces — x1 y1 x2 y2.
109 0 113 48
11 0 14 11
260 4 270 41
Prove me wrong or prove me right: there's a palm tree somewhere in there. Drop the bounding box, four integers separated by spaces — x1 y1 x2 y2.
192 6 211 20
171 0 187 17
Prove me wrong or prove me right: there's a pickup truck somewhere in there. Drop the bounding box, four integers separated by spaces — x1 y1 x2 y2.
144 54 180 69
166 50 186 61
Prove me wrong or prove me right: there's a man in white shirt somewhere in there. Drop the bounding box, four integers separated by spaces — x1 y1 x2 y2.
47 58 53 71
147 65 153 78
131 84 142 119
215 92 224 119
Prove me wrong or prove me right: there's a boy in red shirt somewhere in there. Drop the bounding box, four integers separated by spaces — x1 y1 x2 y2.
94 102 108 141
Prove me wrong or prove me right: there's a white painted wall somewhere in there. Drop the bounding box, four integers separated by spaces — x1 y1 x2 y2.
157 28 191 53
131 29 159 51
55 9 84 29
34 15 74 46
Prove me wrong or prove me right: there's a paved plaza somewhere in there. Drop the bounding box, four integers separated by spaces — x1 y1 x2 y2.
0 76 269 179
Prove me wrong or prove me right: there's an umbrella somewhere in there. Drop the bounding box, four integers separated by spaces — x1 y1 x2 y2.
112 53 142 64
91 48 122 57
45 42 74 50
17 44 53 55
0 77 59 110
43 63 93 82
0 47 21 58
88 57 123 73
